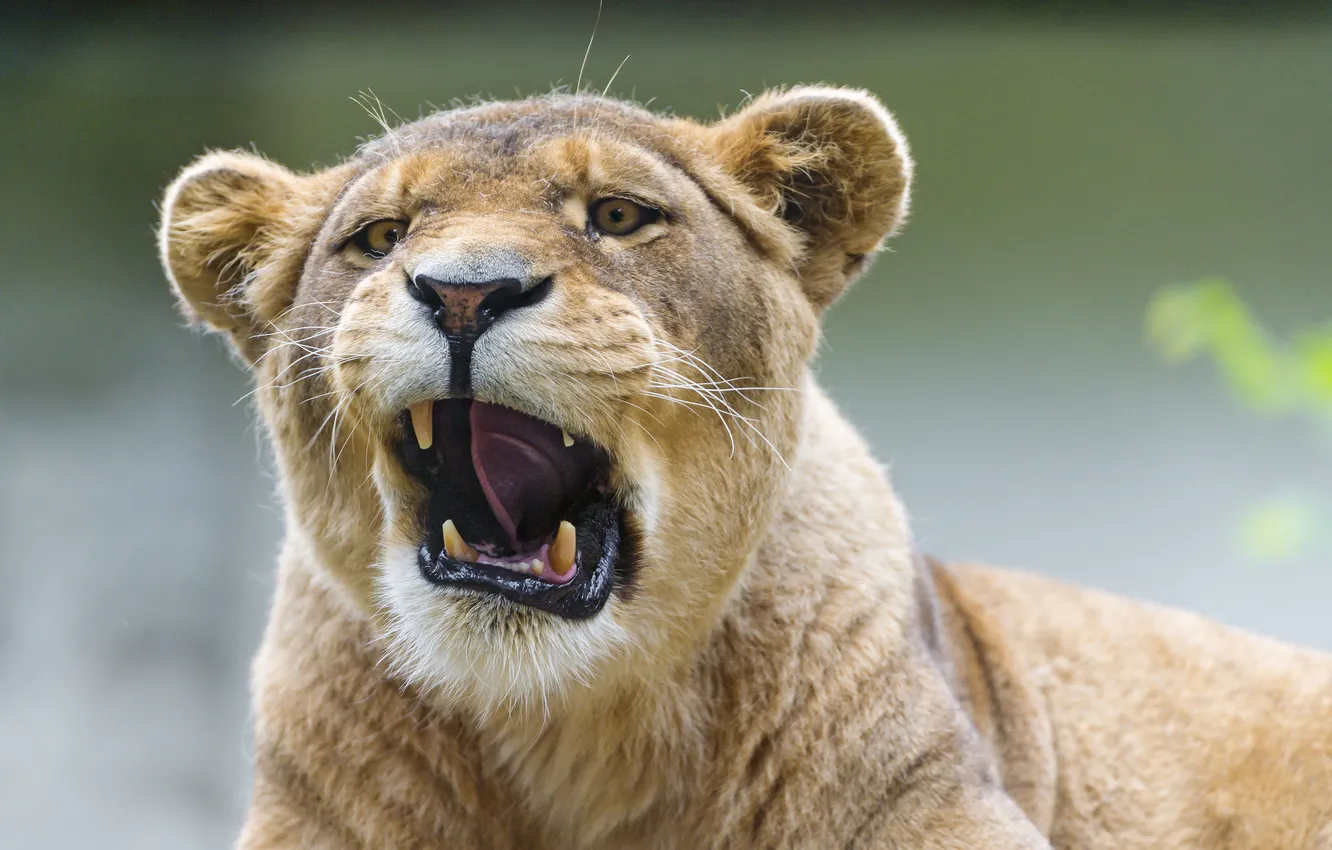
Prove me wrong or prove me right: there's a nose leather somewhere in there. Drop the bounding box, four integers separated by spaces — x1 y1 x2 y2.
412 276 522 338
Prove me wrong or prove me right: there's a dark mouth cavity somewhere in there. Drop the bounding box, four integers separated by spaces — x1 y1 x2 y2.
396 399 628 618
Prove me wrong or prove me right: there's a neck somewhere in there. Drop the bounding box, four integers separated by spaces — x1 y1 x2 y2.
462 382 920 843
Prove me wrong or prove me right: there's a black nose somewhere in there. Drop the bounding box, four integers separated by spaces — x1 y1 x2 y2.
408 275 552 338
408 274 552 395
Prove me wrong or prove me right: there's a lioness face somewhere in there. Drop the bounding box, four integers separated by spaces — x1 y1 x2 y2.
160 90 911 711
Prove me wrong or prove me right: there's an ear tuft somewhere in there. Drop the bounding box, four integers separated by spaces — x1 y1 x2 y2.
158 151 302 362
707 86 913 308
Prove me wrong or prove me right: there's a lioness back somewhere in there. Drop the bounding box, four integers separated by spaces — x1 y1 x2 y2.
940 563 1332 848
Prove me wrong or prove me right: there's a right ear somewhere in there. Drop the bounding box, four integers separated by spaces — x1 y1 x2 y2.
702 87 913 310
158 151 318 364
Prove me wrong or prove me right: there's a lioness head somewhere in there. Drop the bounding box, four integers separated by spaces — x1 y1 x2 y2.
159 87 911 713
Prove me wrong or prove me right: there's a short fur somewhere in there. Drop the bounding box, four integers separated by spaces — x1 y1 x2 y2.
158 88 1332 849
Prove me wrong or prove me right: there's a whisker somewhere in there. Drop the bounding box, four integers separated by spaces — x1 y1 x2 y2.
601 53 630 98
645 338 792 466
574 0 603 100
640 390 738 457
621 399 664 428
305 398 345 453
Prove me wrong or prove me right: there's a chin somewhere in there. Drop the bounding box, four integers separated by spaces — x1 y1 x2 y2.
374 549 639 715
370 397 647 714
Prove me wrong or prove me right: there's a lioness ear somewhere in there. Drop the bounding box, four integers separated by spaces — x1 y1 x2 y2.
707 86 913 309
158 151 307 363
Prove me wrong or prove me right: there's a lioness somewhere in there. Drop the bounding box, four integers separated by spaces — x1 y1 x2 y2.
158 87 1332 848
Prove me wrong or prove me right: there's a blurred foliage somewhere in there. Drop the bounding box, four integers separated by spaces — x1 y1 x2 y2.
1148 279 1332 419
1148 279 1331 561
1238 495 1324 562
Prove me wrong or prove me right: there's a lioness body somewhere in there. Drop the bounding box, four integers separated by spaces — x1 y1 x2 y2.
158 90 1332 848
942 563 1332 848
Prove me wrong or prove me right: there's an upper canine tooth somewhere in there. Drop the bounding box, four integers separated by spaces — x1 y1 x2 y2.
562 429 574 448
442 520 478 562
551 521 576 576
410 400 434 450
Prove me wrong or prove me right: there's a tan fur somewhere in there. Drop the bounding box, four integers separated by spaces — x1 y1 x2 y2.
157 88 1332 849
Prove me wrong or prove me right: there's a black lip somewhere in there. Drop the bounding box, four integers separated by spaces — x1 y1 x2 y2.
418 497 628 619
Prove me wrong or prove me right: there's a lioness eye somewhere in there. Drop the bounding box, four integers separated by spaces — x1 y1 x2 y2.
589 198 659 237
353 219 409 258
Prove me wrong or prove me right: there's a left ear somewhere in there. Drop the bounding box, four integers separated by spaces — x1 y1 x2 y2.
706 86 913 309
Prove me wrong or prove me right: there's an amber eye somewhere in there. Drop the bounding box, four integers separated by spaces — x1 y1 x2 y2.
352 219 409 258
589 197 660 237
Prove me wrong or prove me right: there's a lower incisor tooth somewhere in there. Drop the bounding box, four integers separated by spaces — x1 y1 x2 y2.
551 521 576 576
531 559 545 575
442 520 478 562
410 400 434 450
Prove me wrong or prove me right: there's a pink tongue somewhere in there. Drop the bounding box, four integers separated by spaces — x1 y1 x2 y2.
469 402 591 551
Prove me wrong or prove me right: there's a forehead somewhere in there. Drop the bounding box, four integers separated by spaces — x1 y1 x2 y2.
342 96 691 208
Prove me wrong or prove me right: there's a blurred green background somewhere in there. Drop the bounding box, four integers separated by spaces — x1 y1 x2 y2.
2 3 1330 847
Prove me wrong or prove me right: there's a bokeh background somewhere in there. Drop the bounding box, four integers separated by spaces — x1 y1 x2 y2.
3 2 1330 847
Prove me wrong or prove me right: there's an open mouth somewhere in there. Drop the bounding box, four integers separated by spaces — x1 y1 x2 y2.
395 398 632 619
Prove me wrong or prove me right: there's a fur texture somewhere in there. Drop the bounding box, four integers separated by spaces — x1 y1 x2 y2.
157 88 1332 849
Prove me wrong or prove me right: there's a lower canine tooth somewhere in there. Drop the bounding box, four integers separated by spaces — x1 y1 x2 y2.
410 400 434 449
551 521 576 576
442 520 478 562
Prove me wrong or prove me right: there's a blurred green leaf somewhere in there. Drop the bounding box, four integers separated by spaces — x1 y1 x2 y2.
1293 327 1332 416
1146 279 1307 416
1149 279 1330 562
1238 497 1322 563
